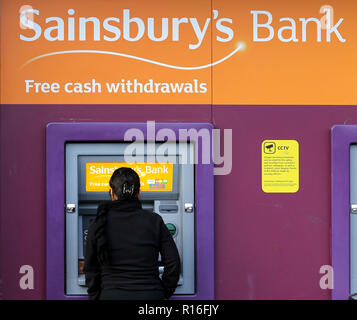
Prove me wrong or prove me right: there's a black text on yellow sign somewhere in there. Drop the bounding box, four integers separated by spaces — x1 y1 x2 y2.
262 140 299 193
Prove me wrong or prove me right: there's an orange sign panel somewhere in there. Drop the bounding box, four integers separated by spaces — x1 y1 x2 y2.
1 0 357 105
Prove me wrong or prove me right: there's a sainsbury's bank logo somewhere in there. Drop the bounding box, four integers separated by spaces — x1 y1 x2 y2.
19 8 235 48
19 6 245 70
19 4 346 70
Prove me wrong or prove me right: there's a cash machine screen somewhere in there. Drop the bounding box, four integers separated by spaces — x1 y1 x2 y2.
86 162 174 192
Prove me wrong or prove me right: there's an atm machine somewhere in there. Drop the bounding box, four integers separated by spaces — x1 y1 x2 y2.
65 142 195 295
331 125 357 300
46 122 214 300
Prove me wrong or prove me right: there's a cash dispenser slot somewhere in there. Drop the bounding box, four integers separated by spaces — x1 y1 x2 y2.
159 204 178 213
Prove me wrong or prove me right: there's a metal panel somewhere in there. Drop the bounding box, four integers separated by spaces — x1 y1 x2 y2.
65 142 195 295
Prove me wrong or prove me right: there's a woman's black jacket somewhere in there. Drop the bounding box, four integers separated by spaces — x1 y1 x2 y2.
83 198 181 300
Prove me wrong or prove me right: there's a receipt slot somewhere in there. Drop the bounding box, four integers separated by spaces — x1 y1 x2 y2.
46 122 214 300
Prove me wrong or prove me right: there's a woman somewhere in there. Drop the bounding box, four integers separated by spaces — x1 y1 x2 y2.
83 167 181 300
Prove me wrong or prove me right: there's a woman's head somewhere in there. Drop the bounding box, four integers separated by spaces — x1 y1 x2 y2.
109 167 140 200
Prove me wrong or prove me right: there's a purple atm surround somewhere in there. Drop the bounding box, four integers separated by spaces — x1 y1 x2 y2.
331 125 357 300
46 122 214 300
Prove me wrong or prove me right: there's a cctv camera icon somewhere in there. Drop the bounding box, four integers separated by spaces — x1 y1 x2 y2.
264 142 276 154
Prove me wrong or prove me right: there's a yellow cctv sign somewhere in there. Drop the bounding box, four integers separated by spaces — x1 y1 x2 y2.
262 140 299 193
86 162 173 192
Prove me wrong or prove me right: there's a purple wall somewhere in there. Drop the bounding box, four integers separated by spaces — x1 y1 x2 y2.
2 104 357 299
